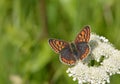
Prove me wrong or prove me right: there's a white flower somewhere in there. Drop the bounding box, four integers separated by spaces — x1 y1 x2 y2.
66 33 120 84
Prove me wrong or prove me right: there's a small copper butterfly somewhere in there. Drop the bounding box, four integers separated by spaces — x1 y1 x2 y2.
48 26 90 65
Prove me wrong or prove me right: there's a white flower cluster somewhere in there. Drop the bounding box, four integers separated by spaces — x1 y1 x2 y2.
66 33 120 84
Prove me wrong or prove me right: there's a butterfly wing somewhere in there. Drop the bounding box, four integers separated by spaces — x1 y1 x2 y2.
49 39 76 65
48 39 69 53
60 45 76 65
75 25 90 43
75 42 90 60
74 26 90 60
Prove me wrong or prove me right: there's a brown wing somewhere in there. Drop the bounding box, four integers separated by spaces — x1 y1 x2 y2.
75 25 90 43
49 39 76 65
48 39 69 53
59 45 77 65
80 45 89 60
75 42 90 60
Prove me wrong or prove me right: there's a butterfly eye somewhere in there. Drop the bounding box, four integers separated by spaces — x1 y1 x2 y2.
75 26 90 43
48 39 69 53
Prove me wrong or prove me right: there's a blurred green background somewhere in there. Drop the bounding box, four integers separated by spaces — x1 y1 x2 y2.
0 0 120 84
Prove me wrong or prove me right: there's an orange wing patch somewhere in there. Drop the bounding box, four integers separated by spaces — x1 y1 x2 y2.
80 46 90 60
49 39 69 53
61 57 76 65
75 26 90 43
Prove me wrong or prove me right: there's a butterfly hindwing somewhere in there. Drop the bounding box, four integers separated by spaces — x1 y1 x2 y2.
76 42 90 60
75 25 90 43
59 45 76 65
48 39 69 53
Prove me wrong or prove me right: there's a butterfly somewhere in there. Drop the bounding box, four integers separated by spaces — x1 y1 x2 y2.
48 25 90 65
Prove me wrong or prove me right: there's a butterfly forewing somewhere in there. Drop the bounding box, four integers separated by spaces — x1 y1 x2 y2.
49 39 69 53
75 26 90 43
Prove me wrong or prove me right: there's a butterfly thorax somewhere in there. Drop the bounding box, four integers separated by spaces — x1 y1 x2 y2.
70 43 78 56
